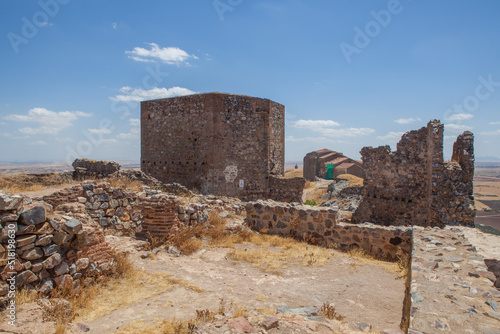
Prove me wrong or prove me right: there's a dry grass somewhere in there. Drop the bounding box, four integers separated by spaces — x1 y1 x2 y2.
115 318 198 334
346 247 408 277
337 174 364 186
15 288 40 305
107 176 145 191
227 234 334 275
284 168 303 178
33 252 202 326
72 270 188 322
303 186 328 203
143 231 168 251
0 173 73 194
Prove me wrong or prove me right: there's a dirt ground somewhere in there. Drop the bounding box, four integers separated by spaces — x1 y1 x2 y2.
0 238 405 334
86 239 404 333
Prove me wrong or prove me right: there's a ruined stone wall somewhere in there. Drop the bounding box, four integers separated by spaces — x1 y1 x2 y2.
42 182 213 238
268 176 306 203
0 192 112 301
72 158 120 180
43 182 142 236
141 92 285 201
352 120 475 227
137 194 181 237
246 201 412 260
434 132 475 226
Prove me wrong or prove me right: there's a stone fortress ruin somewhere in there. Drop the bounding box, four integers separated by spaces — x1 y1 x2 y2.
1 93 498 334
141 92 304 202
353 120 475 227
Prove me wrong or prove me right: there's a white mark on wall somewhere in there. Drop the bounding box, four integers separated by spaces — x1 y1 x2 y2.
239 179 244 188
223 165 238 183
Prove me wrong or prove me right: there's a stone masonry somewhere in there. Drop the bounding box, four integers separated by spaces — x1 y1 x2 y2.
0 191 113 300
141 92 303 202
246 200 412 260
352 120 475 227
72 158 120 180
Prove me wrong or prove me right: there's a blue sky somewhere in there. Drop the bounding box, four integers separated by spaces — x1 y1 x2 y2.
1 0 499 165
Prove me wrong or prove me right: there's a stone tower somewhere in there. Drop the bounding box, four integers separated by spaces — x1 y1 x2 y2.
141 92 285 200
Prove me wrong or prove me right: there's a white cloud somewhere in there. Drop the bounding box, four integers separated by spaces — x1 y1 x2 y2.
481 129 500 136
285 136 328 142
126 43 197 65
29 140 47 146
112 22 117 30
377 132 404 141
87 128 112 135
0 122 6 126
446 113 473 121
394 117 421 124
292 119 374 138
445 123 473 132
315 127 375 138
5 108 91 135
293 120 341 128
101 138 118 144
489 121 500 125
117 127 140 140
110 86 196 102
129 118 140 127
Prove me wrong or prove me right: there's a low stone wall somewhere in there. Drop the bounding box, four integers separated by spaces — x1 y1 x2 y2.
245 200 412 260
268 176 305 203
72 158 120 180
43 182 214 238
0 192 113 301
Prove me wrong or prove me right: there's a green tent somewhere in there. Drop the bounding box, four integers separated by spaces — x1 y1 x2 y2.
326 164 334 180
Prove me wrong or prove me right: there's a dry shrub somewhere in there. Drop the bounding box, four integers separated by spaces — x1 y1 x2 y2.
196 309 215 322
143 231 168 251
113 251 135 278
169 224 204 255
321 302 344 321
178 238 203 255
15 288 40 305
